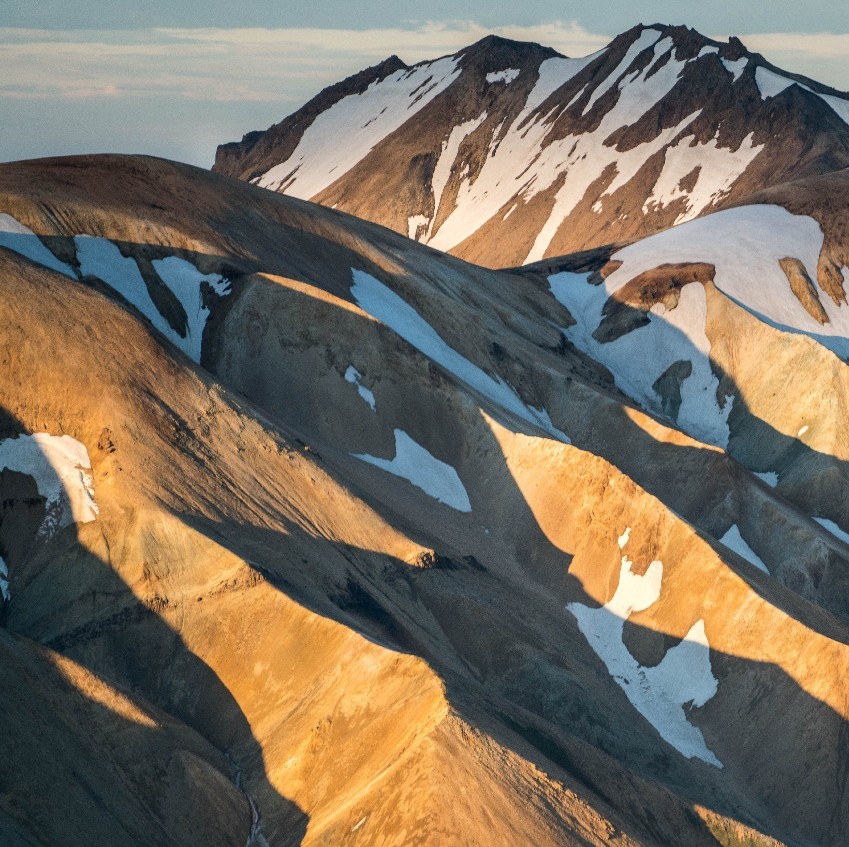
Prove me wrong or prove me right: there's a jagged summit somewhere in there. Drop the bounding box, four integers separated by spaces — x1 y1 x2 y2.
214 23 849 267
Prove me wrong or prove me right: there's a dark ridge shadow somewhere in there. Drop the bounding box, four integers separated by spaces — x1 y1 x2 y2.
0 410 308 847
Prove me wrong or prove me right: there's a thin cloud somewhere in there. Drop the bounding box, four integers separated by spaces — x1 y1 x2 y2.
155 20 610 60
65 83 122 99
0 21 610 103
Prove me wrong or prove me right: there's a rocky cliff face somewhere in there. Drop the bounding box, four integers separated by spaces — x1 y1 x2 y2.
215 24 849 268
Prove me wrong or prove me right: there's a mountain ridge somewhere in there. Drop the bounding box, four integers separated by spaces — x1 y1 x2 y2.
5 76 849 843
214 23 849 268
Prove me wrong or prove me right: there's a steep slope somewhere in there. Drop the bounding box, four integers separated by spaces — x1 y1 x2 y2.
526 171 849 565
214 25 849 267
4 155 849 845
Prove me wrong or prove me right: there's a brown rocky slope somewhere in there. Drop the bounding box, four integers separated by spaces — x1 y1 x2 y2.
2 155 849 844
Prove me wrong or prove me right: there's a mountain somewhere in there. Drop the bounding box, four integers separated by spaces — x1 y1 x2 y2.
3 153 849 845
214 24 849 268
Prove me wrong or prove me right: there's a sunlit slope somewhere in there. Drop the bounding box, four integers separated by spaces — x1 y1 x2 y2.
2 155 849 843
528 177 849 593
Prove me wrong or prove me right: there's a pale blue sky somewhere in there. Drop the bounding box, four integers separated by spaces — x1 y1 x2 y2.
2 2 847 166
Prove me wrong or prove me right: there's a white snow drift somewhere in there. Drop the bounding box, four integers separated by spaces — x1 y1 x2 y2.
549 270 732 448
0 217 230 362
353 428 471 512
257 56 462 197
351 269 569 442
568 532 722 767
549 204 849 449
0 214 75 277
75 236 229 363
0 433 98 540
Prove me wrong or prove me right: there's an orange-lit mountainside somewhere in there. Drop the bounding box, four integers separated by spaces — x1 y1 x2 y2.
3 22 849 847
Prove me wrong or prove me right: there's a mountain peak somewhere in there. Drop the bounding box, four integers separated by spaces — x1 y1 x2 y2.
458 33 561 65
215 22 849 266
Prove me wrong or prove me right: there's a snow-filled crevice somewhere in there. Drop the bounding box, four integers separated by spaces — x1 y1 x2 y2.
344 366 377 411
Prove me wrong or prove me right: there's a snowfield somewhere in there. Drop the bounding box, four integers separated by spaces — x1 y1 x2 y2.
427 29 723 263
75 236 229 363
549 204 849 448
151 255 231 362
257 56 462 197
0 214 75 277
549 270 732 448
0 433 98 540
354 428 471 512
568 531 722 767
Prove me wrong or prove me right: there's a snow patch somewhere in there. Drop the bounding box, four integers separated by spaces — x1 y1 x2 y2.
407 214 429 240
753 67 849 127
754 471 779 488
0 555 8 602
351 269 570 442
152 256 230 363
797 424 809 437
429 112 487 239
698 46 719 58
818 92 849 127
344 366 376 411
568 553 721 766
0 213 75 277
549 271 732 448
75 237 228 363
721 58 748 82
258 56 461 197
814 517 849 548
600 205 849 359
582 29 662 116
427 37 701 261
718 525 768 573
644 131 763 224
524 54 601 117
0 433 98 540
618 526 631 549
755 66 796 99
486 68 520 85
353 428 471 512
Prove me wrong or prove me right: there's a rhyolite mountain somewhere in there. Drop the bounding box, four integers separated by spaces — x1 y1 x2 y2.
214 23 849 267
4 153 849 846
